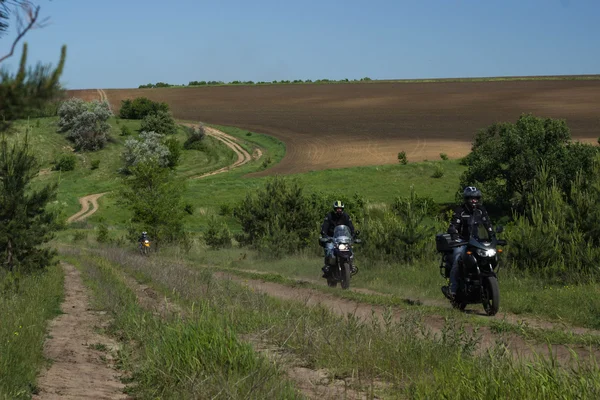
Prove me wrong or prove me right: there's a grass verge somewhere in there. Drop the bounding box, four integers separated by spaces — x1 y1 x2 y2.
0 265 64 399
63 252 301 399
63 246 600 399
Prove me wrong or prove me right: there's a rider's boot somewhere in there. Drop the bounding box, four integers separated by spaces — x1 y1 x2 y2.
321 265 329 278
441 286 455 301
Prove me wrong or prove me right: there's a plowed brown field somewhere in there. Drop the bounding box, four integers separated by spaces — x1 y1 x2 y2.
67 81 600 175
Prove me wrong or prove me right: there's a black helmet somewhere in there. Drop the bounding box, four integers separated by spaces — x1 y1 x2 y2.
463 186 482 208
333 200 344 215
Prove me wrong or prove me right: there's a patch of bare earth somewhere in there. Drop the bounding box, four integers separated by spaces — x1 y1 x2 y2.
32 262 128 400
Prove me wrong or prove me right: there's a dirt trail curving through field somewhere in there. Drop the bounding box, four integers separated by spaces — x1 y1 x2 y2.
32 262 127 400
180 123 260 179
67 193 107 223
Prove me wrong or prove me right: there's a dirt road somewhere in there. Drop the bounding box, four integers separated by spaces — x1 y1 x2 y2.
181 123 261 179
32 262 127 400
67 193 107 223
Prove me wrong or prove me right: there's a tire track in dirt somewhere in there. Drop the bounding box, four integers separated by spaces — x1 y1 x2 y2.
67 193 107 223
228 266 600 336
97 88 108 102
33 262 127 400
181 123 260 179
216 271 600 366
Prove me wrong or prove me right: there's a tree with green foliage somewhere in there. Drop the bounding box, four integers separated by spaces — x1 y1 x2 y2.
118 97 169 119
119 159 187 250
121 131 172 172
0 43 66 131
0 1 65 278
57 98 112 151
233 177 325 255
140 109 177 135
0 134 59 273
460 114 599 214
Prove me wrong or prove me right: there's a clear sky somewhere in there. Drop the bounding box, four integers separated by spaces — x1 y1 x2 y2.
0 0 598 89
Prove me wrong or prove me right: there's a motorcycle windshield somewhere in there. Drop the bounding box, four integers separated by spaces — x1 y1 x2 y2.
333 225 352 243
467 209 494 247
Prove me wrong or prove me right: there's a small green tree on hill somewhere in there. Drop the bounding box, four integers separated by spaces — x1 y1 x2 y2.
118 97 169 119
0 134 59 273
119 159 187 250
140 109 177 135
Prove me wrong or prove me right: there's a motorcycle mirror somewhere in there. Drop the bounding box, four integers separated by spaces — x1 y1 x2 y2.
496 225 504 233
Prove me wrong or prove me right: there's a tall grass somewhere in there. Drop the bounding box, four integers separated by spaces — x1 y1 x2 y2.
0 265 64 400
63 246 600 399
68 251 301 399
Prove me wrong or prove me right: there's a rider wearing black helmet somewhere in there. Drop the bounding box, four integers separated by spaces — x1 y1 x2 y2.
443 186 494 299
320 200 355 277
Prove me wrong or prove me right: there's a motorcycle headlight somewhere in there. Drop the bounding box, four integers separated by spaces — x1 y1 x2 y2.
476 248 496 257
338 244 348 250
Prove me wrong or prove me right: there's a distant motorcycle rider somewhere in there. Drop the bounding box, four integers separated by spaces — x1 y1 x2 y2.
320 200 355 277
138 231 149 247
443 186 494 299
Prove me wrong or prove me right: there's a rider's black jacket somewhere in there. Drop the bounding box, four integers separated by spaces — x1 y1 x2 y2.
447 204 493 239
321 211 355 237
138 234 149 243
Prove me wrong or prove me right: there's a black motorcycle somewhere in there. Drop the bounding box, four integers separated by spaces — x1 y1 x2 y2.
320 225 360 289
436 214 506 316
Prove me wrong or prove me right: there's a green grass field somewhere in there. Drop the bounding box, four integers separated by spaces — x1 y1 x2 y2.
12 115 600 332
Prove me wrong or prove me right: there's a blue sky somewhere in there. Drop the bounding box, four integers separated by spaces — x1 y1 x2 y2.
0 0 598 89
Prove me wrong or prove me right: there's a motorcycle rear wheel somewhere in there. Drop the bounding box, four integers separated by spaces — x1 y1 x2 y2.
482 276 500 316
341 263 351 290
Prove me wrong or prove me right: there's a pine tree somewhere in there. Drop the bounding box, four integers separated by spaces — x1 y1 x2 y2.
0 133 59 272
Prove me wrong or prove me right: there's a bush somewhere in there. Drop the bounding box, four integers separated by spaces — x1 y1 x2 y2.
505 164 600 280
96 223 109 243
397 151 407 165
233 177 323 254
57 98 87 132
204 216 232 249
119 97 169 119
163 136 181 169
72 231 87 242
431 163 444 178
58 99 112 151
122 131 171 172
218 204 232 216
90 160 100 170
439 153 448 161
52 154 76 171
183 123 206 150
361 186 441 262
140 110 177 135
120 125 131 136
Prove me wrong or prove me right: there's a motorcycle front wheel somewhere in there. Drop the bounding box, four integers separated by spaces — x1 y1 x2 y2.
341 263 351 290
482 276 500 316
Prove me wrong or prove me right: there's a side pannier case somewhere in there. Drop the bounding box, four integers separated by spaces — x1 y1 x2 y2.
435 233 453 252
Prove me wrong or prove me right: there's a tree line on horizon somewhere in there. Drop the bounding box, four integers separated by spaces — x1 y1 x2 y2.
138 77 373 88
